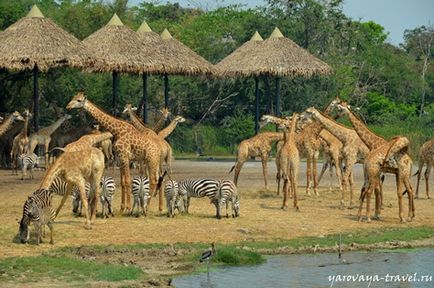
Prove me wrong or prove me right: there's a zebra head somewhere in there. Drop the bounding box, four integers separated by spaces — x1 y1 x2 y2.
71 191 81 215
19 197 34 244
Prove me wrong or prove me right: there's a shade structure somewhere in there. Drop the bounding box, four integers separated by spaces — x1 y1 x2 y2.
216 28 332 133
0 5 94 131
83 14 163 115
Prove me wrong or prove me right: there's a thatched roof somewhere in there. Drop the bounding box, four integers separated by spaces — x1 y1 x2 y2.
216 27 332 78
83 14 162 74
0 5 93 72
153 28 214 76
136 21 166 75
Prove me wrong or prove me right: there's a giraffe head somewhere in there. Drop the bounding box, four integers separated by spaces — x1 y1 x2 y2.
174 116 185 123
122 103 137 114
298 107 318 129
11 111 24 122
161 107 171 119
66 91 87 110
22 109 32 119
259 115 276 127
335 101 351 116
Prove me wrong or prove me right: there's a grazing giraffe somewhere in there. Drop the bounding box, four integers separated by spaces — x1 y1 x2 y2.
300 107 369 208
415 137 434 199
334 101 415 222
38 147 105 229
158 115 186 139
67 91 164 213
51 131 113 215
11 110 32 174
277 113 300 210
28 114 72 168
229 132 284 190
0 111 24 138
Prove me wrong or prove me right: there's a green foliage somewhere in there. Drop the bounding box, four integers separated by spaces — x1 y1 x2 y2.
0 255 145 283
212 245 265 266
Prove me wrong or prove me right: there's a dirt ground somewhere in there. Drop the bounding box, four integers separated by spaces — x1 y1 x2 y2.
0 159 433 261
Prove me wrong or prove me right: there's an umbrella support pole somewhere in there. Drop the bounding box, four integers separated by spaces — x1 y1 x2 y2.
255 77 260 134
33 66 39 132
142 74 148 124
275 77 281 117
112 71 119 116
164 73 169 109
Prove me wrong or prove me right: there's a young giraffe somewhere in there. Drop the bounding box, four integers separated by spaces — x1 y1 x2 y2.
158 115 186 139
300 107 369 208
51 132 113 215
0 111 24 138
229 132 284 190
39 147 105 229
28 114 72 168
277 113 300 210
11 110 32 174
334 101 415 222
414 137 434 199
67 91 164 213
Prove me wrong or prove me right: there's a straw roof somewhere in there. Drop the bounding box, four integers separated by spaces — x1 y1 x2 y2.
0 5 93 72
152 28 214 76
216 27 332 78
83 14 163 74
136 20 166 75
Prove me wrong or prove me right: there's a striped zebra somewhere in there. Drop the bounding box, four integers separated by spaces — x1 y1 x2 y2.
130 176 150 217
178 178 221 218
19 188 55 245
165 179 182 217
18 153 38 180
216 180 240 218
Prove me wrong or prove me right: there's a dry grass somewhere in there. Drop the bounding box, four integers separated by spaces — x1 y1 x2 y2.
1 160 433 259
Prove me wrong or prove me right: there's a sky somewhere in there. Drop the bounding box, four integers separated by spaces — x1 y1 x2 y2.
129 0 434 46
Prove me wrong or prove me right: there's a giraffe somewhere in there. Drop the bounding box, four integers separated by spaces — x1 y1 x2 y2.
67 91 164 213
360 136 415 222
158 115 186 139
277 113 300 210
414 137 434 199
229 132 284 190
11 109 32 174
334 101 415 221
39 147 105 229
316 129 343 191
300 107 369 208
51 131 113 215
0 111 24 138
122 104 158 136
152 107 171 133
28 114 72 168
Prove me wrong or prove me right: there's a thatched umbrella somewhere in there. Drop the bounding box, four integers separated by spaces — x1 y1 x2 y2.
83 14 162 115
216 28 332 133
0 5 93 131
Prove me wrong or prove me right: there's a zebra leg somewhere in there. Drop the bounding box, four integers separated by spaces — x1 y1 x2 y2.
55 182 73 218
215 200 221 219
35 223 41 245
47 221 54 245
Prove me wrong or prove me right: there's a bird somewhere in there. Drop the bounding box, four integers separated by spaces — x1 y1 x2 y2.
199 242 216 277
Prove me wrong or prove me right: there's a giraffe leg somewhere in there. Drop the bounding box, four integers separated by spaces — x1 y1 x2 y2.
424 165 431 199
396 174 404 223
282 178 289 210
317 161 328 187
305 157 312 195
119 159 131 213
76 181 91 229
402 176 415 221
261 156 269 190
313 154 319 196
233 159 246 186
415 160 424 199
291 162 299 211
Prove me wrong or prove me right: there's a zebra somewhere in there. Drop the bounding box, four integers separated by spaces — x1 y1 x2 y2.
178 178 221 218
216 179 240 218
18 153 38 180
165 179 182 217
130 175 150 217
19 188 55 245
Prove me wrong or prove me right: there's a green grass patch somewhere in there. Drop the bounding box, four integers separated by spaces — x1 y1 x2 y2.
0 255 145 283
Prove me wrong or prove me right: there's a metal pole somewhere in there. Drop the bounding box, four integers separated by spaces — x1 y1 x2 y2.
142 73 148 124
33 66 39 132
275 77 281 116
164 73 169 109
112 71 119 116
255 77 260 134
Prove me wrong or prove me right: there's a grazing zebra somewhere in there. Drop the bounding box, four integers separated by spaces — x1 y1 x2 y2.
19 188 55 245
178 178 221 218
130 176 150 217
216 179 240 218
165 179 182 217
18 153 38 180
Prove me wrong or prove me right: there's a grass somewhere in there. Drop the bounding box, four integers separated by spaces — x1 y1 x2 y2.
0 255 145 283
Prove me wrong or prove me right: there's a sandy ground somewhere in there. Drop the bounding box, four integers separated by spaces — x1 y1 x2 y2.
0 159 433 260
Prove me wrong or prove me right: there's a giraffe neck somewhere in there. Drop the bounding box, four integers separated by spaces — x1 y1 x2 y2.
88 132 113 146
20 115 29 137
346 109 386 149
38 117 67 136
261 132 284 144
152 114 168 132
313 110 354 144
40 159 62 189
127 108 154 134
288 117 298 143
84 101 130 136
158 119 180 139
0 115 15 136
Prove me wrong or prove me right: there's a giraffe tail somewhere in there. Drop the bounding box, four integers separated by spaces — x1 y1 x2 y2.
228 163 236 175
413 170 420 177
45 147 65 155
157 170 168 190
